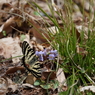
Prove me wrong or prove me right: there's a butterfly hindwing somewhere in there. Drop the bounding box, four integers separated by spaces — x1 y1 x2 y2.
22 41 41 78
29 61 41 77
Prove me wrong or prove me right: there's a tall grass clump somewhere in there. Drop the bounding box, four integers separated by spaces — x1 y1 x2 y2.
29 0 95 94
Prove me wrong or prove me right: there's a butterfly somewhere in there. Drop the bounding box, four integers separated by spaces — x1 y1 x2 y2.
22 41 41 78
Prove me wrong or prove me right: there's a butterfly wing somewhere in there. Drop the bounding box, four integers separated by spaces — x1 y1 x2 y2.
22 41 41 78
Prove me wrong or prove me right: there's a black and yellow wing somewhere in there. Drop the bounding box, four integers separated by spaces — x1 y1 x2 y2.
22 41 41 78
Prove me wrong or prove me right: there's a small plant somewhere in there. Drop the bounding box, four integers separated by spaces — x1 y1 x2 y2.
27 0 95 94
34 79 59 90
20 34 26 41
35 48 58 61
2 31 6 36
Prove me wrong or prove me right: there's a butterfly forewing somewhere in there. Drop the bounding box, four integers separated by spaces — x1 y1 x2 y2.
22 41 34 57
22 41 41 78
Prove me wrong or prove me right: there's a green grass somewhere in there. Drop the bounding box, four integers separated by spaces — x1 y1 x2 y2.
27 1 95 94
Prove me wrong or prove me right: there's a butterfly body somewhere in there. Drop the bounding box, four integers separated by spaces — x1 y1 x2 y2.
22 41 41 78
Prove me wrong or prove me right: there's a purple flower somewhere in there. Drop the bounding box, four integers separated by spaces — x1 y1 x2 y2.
35 51 44 61
50 50 58 57
53 50 58 57
43 49 47 56
39 51 44 61
35 49 58 61
48 53 55 60
35 51 39 56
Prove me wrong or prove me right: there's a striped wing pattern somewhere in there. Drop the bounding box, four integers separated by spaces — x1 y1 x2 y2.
22 41 41 78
